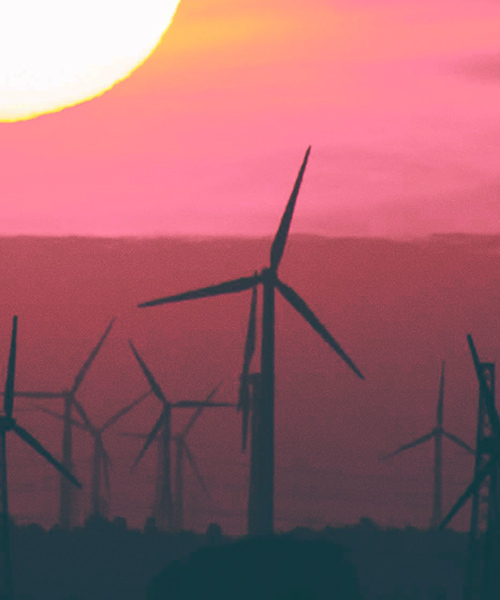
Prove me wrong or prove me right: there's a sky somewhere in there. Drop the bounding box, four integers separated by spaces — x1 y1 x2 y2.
1 0 499 237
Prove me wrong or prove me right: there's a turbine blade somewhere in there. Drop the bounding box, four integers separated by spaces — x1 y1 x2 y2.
203 381 224 404
101 390 153 432
241 397 250 453
115 431 148 439
138 275 261 308
71 319 115 394
70 397 95 434
270 146 311 271
238 289 257 453
128 341 168 408
13 423 82 488
34 404 87 431
173 401 235 408
467 335 500 440
132 413 163 469
241 284 258 384
379 431 435 461
436 361 445 428
276 279 364 380
443 430 475 454
440 459 494 529
4 316 18 419
180 382 223 439
7 391 63 399
184 443 210 499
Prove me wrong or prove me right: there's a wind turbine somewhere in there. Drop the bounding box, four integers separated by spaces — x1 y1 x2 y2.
137 146 364 535
128 340 235 531
440 336 500 600
380 361 474 528
33 389 152 518
9 319 114 528
117 426 211 533
0 317 82 600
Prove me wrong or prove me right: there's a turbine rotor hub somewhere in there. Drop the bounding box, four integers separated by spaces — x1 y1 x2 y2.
261 267 276 283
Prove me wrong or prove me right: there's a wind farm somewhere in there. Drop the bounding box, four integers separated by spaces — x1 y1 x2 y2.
0 221 498 599
0 0 499 597
0 152 497 598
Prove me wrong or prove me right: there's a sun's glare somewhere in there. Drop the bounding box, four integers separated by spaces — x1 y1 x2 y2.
0 1 181 122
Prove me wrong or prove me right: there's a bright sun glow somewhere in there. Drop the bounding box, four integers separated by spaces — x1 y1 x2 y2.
0 1 181 122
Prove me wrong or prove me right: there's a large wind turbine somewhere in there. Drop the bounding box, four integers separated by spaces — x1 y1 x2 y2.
380 361 474 528
34 390 152 518
10 319 114 528
138 146 364 535
129 341 235 531
0 317 82 600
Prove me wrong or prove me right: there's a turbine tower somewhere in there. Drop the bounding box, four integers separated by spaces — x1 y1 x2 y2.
380 361 474 528
0 317 82 600
10 319 114 528
34 390 152 518
129 340 235 531
440 336 500 600
137 147 364 535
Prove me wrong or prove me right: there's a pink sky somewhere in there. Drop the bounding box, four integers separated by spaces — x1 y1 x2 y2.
1 0 500 237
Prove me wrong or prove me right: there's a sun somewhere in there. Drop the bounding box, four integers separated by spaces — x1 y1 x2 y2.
0 1 181 122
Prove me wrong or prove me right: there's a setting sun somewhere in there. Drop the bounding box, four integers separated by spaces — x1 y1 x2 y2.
0 0 181 122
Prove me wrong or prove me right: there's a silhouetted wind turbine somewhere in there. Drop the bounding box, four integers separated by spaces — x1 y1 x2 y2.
172 392 220 532
138 146 364 535
128 340 235 531
0 317 82 600
380 361 474 528
10 319 114 528
34 390 152 518
440 336 500 529
439 337 500 600
118 425 211 533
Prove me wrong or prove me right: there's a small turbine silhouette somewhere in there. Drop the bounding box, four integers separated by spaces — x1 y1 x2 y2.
0 317 82 600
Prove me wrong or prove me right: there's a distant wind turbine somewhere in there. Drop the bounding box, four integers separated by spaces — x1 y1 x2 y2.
128 340 235 531
9 319 114 529
138 146 364 535
118 426 211 533
0 317 82 600
380 361 474 528
34 389 152 518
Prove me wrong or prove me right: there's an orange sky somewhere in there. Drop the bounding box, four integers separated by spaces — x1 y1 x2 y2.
1 0 500 237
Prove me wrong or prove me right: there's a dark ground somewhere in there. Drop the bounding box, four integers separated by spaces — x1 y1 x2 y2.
6 517 466 600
